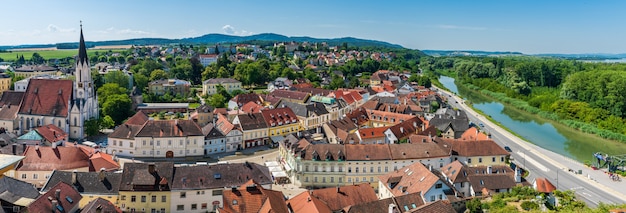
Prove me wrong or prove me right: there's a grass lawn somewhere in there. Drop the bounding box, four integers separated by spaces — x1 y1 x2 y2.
189 103 200 109
0 49 126 61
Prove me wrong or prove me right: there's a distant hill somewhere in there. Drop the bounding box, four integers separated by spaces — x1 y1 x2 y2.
422 50 524 56
0 33 404 50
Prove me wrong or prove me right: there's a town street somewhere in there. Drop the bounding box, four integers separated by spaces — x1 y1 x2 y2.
436 86 626 207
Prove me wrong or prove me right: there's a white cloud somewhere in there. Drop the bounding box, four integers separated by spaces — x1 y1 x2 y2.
438 24 486 31
47 24 76 33
222 25 253 36
95 27 151 35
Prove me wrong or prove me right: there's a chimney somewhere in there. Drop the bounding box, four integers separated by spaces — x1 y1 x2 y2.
515 168 522 183
72 170 78 185
148 164 156 174
336 186 340 193
12 143 16 155
487 166 492 174
457 110 460 116
388 204 396 213
400 127 404 133
428 165 433 171
307 196 311 202
51 200 58 209
55 189 61 200
99 168 106 182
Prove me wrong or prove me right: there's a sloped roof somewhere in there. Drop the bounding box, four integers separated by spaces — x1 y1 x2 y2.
460 127 490 141
204 78 240 84
81 197 122 213
42 170 122 195
358 126 388 139
241 101 263 113
236 113 268 131
26 182 82 213
408 200 456 213
534 177 556 193
34 124 67 143
286 190 332 213
309 183 378 211
0 91 24 106
260 107 298 127
89 151 120 172
135 120 203 138
345 144 392 161
388 142 450 160
216 113 237 134
387 116 426 140
19 79 73 117
203 123 226 139
270 90 309 101
17 146 91 171
378 162 442 197
119 162 174 191
0 176 39 204
440 160 468 183
125 111 149 125
221 179 288 213
442 139 509 157
468 174 517 192
231 93 263 106
343 197 396 213
171 163 272 190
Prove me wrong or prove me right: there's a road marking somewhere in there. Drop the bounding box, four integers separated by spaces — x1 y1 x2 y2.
516 151 549 172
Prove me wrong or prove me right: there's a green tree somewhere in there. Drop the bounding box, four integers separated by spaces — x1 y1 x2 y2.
97 83 127 107
149 69 168 81
102 94 132 124
133 73 149 90
208 93 226 108
466 198 482 213
31 52 45 64
84 118 101 136
104 70 130 90
101 115 115 129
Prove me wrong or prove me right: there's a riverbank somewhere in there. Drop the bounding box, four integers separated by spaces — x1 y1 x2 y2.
437 76 626 163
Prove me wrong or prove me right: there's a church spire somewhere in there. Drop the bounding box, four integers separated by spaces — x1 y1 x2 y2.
77 21 88 65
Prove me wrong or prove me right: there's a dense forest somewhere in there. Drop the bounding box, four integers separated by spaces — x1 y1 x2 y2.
422 56 626 141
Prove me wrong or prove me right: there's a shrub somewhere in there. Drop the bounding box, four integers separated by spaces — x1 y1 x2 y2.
521 201 539 210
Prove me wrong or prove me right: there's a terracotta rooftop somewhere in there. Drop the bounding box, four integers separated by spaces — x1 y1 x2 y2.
135 120 203 138
408 200 456 213
221 179 289 213
81 197 122 213
261 107 298 127
124 111 149 125
286 190 332 213
534 177 556 193
460 127 490 141
231 93 263 106
119 162 174 191
236 113 268 131
89 151 120 172
17 145 92 171
241 101 263 113
26 182 82 213
34 124 67 143
19 79 73 117
0 91 24 106
378 162 443 197
309 183 378 211
357 126 388 139
439 139 509 157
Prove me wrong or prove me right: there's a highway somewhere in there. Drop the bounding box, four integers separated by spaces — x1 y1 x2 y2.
436 86 626 207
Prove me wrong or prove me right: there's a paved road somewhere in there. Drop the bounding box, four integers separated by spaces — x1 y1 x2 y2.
436 86 626 207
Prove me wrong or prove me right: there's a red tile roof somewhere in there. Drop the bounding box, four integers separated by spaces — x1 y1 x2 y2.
460 127 490 141
89 151 120 172
19 79 73 117
17 145 91 171
439 139 509 157
309 183 378 211
124 111 149 125
291 82 314 89
241 101 263 113
221 179 288 213
269 90 309 102
135 120 203 137
35 124 67 143
345 144 392 161
534 177 556 193
408 200 456 213
231 93 263 106
260 108 298 127
26 182 82 213
286 190 332 213
378 162 442 197
358 126 388 139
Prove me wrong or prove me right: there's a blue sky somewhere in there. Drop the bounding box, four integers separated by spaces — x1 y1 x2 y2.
2 0 625 54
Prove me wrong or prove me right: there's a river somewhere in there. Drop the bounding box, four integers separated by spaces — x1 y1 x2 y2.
439 76 626 162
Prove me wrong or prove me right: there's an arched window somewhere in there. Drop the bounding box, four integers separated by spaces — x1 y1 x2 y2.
74 117 77 126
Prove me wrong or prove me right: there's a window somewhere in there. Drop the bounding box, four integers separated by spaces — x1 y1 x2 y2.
141 196 146 203
385 166 389 172
212 190 223 196
119 141 123 147
436 183 443 189
501 156 505 162
121 195 126 200
460 182 465 187
378 167 381 172
180 192 186 198
130 142 133 148
160 208 165 213
468 158 472 163
492 157 496 162
348 177 352 182
322 177 326 183
348 167 352 173
305 177 309 182
370 167 374 173
331 177 334 183
479 158 482 163
314 177 318 182
168 140 172 146
161 196 166 202
191 204 197 210
131 196 136 202
156 141 160 146
201 203 207 209
177 205 184 211
430 195 436 202
339 177 343 183
151 195 156 202
356 167 359 173
438 194 443 200
339 167 343 172
362 177 367 182
33 174 38 179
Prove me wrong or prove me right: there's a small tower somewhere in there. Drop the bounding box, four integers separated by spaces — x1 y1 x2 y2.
69 21 99 140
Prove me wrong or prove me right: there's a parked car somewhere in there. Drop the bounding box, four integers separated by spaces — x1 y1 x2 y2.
504 146 512 152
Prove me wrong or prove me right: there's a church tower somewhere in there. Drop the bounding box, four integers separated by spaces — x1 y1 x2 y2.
69 22 99 140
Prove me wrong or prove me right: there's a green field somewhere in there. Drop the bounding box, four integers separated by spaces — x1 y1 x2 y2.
0 49 127 61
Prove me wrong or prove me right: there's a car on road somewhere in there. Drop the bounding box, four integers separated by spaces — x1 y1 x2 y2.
504 146 512 152
479 123 484 128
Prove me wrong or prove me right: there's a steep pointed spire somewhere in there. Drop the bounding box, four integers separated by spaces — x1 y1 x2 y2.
77 21 88 65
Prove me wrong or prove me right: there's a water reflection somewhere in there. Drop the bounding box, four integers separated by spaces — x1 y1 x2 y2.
439 76 626 162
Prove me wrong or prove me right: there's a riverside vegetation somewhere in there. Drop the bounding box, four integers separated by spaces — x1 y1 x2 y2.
421 56 626 143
